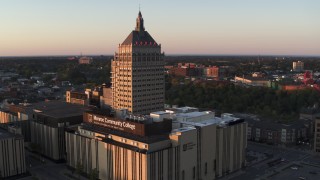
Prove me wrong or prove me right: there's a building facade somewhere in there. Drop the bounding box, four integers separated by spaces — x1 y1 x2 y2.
65 109 247 180
78 56 93 64
0 105 31 142
66 88 102 108
235 75 269 87
242 114 313 145
28 101 87 161
0 128 26 179
111 11 165 115
293 61 304 72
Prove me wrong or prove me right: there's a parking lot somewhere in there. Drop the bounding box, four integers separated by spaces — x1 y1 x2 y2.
225 142 320 180
268 163 320 180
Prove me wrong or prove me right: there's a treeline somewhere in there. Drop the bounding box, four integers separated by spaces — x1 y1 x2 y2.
57 60 111 85
0 56 112 86
165 77 320 122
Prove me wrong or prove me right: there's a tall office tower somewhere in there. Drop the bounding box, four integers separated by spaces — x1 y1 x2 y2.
111 11 164 115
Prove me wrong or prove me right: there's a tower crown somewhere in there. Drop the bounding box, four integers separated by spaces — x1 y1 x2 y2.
135 11 145 32
122 11 157 45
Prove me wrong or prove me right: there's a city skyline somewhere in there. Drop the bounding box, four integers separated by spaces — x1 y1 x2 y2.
0 0 319 56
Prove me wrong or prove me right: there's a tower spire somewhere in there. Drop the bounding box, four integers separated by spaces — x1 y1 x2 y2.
135 10 145 32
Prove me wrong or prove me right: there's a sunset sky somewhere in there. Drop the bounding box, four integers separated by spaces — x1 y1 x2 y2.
0 0 319 56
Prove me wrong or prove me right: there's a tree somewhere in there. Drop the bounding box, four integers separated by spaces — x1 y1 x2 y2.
89 168 99 180
76 161 84 180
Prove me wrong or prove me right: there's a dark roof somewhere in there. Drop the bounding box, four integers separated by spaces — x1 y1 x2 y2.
0 128 23 140
236 114 309 130
122 31 158 46
16 101 88 118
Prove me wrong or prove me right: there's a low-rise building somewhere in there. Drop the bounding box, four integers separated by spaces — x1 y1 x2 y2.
65 108 247 179
235 75 269 87
78 56 93 64
29 101 87 161
240 114 313 145
66 88 102 107
206 66 227 79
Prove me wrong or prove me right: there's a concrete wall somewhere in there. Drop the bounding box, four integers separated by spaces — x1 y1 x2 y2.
215 122 247 177
0 134 26 178
30 121 64 161
65 121 247 180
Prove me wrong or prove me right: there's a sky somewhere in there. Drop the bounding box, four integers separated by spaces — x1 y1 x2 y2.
0 0 319 56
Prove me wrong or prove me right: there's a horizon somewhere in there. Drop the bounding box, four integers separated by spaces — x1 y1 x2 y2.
0 0 319 56
1 54 320 58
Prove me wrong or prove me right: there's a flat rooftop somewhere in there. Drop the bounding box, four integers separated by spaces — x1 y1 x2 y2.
175 111 213 118
16 101 88 118
178 115 242 127
166 106 199 113
0 128 23 140
150 111 168 115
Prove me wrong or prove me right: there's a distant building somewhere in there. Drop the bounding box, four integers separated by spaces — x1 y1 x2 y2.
293 61 304 72
169 65 203 77
78 56 93 64
241 114 313 145
235 75 269 87
66 91 89 105
206 66 226 79
0 128 26 178
252 72 264 78
269 81 307 91
66 88 102 107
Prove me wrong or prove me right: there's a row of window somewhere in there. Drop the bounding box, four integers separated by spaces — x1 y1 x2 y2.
117 104 132 108
116 74 131 77
118 85 131 87
118 89 131 93
133 75 164 78
118 79 131 82
134 88 163 92
118 99 131 103
133 98 163 103
132 84 163 88
133 93 163 97
133 69 163 72
132 79 163 83
117 94 131 98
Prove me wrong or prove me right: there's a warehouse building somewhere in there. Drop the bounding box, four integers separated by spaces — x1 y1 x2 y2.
0 128 26 179
29 101 87 161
